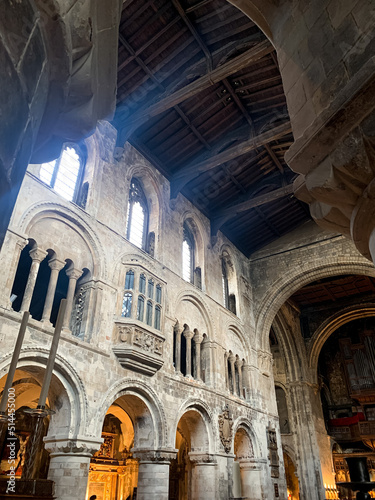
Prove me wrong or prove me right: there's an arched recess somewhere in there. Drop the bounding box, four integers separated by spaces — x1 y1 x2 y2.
16 202 105 278
172 399 215 452
181 211 208 290
220 244 240 316
256 260 375 351
125 164 163 257
173 290 214 339
308 304 375 384
0 348 87 438
94 379 167 449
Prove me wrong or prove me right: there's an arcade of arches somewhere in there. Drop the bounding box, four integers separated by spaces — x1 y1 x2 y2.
1 0 375 500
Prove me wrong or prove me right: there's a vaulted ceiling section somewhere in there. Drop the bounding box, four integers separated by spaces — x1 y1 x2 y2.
114 0 311 256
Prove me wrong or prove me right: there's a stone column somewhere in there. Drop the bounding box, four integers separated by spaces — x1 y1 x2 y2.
63 267 83 331
41 258 65 323
235 358 243 398
238 459 264 499
20 248 47 312
44 436 102 500
193 329 203 380
183 324 194 377
133 449 176 500
228 352 236 394
174 322 183 373
189 453 217 500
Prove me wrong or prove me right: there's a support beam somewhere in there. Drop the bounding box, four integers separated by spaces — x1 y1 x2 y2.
211 183 294 235
171 121 291 196
116 39 273 141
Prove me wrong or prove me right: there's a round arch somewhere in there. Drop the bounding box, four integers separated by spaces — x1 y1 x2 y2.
93 378 167 449
308 303 375 384
0 347 87 437
256 260 375 351
232 417 259 457
173 289 215 339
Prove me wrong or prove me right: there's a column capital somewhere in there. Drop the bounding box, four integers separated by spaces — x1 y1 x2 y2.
174 321 183 335
235 357 243 369
132 448 178 463
193 329 203 344
228 352 236 363
183 324 194 340
66 267 83 280
43 435 103 457
188 452 217 464
48 258 66 271
29 247 47 262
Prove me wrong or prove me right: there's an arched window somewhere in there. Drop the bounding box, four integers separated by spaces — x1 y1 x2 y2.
139 274 146 294
125 270 134 290
126 178 148 249
147 279 154 299
137 296 145 321
122 292 132 317
154 305 161 330
182 223 194 283
146 300 153 326
39 143 85 202
156 284 162 303
222 259 229 308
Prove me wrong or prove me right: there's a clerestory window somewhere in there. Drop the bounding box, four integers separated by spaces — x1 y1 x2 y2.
126 178 148 249
182 223 194 283
39 143 85 202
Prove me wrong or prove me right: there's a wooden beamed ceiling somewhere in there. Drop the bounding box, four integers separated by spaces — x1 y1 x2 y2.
114 0 311 256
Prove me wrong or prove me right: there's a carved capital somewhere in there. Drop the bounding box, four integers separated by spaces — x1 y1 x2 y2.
132 448 177 463
48 258 66 272
193 329 203 344
44 436 103 457
183 324 194 340
66 267 83 281
29 247 47 263
188 452 217 464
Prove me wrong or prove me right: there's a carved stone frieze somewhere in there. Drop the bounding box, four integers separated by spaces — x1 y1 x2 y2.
218 405 233 454
44 436 103 457
113 322 165 376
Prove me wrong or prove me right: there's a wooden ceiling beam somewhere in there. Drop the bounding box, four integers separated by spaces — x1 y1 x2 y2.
117 39 273 134
171 121 291 194
185 0 214 13
171 0 212 72
264 144 284 173
211 183 294 235
222 78 255 134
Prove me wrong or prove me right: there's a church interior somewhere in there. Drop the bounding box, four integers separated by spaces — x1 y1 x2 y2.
0 0 375 499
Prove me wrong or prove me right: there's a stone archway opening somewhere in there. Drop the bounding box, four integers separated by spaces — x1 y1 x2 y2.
170 408 213 500
283 451 299 500
233 426 258 499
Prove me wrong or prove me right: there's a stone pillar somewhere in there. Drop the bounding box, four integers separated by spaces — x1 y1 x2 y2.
63 267 83 331
224 352 229 390
189 453 217 500
20 248 47 312
193 329 203 380
183 324 194 377
41 258 65 323
228 352 236 394
133 449 176 500
238 459 264 499
235 358 243 398
44 436 102 500
0 231 28 308
174 322 183 373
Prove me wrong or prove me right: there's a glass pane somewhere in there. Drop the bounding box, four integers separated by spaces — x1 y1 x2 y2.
154 306 161 330
156 284 162 303
146 301 153 326
182 240 192 282
139 274 146 294
137 296 144 321
125 270 134 290
39 160 56 186
128 201 145 248
54 146 81 201
122 292 132 317
148 279 154 299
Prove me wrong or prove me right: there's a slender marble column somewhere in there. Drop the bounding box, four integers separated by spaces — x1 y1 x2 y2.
63 267 83 330
174 322 183 372
235 358 244 398
228 352 236 394
20 247 47 312
41 258 65 322
183 324 194 377
193 329 203 380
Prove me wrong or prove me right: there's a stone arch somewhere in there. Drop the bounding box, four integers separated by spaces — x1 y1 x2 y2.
0 347 87 437
256 260 375 351
173 398 215 453
226 0 274 42
173 289 215 339
232 418 259 457
16 202 106 278
226 323 249 359
220 244 240 316
181 210 208 288
94 378 167 449
308 303 375 384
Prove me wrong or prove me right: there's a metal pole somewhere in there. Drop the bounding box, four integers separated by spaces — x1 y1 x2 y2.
0 311 29 414
38 299 67 408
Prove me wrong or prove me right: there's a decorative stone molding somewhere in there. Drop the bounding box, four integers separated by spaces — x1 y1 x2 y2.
44 436 103 457
132 448 177 462
113 322 165 376
218 405 233 454
258 350 273 374
188 452 217 464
